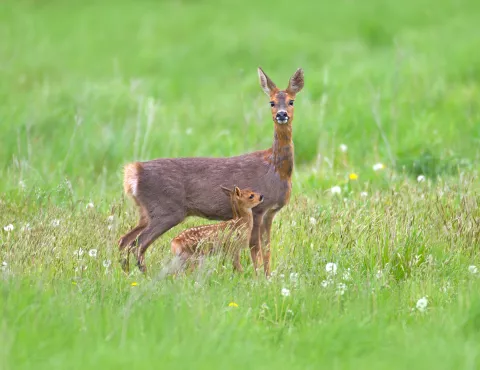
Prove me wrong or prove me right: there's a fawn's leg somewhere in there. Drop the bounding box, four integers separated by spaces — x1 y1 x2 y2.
133 211 186 273
233 250 244 273
170 240 193 274
260 210 277 277
249 212 264 274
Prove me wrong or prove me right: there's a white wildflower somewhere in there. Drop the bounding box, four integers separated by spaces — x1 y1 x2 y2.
339 144 348 152
416 296 428 312
468 265 478 274
321 279 332 288
86 202 94 209
342 268 351 281
73 248 84 257
88 249 98 258
417 175 426 183
103 259 112 268
330 186 341 195
51 219 60 227
376 270 383 279
281 288 291 297
326 262 337 276
21 223 31 232
440 282 451 293
290 272 299 283
1 261 7 268
3 224 14 232
360 192 368 198
336 283 347 295
19 180 26 190
373 163 384 171
107 215 114 223
279 273 285 279
107 225 113 231
309 217 317 225
291 220 297 227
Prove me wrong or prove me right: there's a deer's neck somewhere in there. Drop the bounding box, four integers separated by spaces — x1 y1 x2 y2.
236 208 254 232
271 124 294 180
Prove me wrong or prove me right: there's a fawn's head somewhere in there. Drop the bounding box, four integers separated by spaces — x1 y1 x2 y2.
258 67 304 125
221 186 263 210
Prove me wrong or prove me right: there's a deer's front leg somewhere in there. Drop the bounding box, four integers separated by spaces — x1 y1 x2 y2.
261 210 277 277
249 212 264 274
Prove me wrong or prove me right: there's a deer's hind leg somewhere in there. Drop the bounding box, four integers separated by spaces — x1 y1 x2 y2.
118 210 148 272
132 209 187 273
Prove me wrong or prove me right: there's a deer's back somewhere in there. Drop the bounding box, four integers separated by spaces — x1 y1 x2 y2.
138 150 291 220
172 219 248 254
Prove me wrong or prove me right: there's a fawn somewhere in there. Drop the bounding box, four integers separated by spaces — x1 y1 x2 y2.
170 186 264 272
119 67 304 275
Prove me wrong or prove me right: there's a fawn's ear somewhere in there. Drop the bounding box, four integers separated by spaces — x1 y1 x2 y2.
234 186 241 197
220 186 233 197
286 68 304 95
258 67 277 96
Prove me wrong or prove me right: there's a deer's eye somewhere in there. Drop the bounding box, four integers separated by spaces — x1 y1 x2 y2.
289 100 294 106
249 194 255 199
270 101 275 107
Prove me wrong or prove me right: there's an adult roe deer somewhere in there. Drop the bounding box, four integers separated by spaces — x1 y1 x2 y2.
119 67 304 275
170 186 264 272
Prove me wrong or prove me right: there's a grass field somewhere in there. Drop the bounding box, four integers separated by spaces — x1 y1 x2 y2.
1 0 480 368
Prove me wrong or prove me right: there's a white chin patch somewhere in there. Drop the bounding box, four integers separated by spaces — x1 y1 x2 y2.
276 118 289 124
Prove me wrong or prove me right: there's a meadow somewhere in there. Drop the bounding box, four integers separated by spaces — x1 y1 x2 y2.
1 0 480 368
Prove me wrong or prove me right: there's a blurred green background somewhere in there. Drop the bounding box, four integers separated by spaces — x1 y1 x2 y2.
1 0 479 201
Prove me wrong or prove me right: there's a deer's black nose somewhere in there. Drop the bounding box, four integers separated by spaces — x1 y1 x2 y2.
276 111 289 123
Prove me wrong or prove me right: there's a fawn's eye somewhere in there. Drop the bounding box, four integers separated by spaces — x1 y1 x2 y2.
270 101 275 107
249 194 255 199
289 100 294 106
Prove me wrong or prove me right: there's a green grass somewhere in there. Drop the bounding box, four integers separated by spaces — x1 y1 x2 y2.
1 0 480 368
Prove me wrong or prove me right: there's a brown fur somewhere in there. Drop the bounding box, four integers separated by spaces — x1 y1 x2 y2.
118 68 304 275
170 187 263 273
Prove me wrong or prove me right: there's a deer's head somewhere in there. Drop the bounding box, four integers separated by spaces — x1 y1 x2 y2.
258 67 304 125
221 186 264 210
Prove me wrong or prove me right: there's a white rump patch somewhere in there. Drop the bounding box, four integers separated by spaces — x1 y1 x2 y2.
128 177 138 196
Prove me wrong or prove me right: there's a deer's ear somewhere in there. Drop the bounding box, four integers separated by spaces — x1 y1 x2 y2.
220 186 233 197
258 67 277 96
286 68 304 95
234 186 241 197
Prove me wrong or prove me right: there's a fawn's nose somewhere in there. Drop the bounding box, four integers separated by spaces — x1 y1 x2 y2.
259 195 264 202
276 111 289 123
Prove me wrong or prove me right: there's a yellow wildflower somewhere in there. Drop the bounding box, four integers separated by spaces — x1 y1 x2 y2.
228 302 239 308
349 173 359 180
131 282 138 287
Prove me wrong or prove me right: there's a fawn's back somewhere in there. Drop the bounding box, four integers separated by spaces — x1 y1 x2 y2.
171 187 264 260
